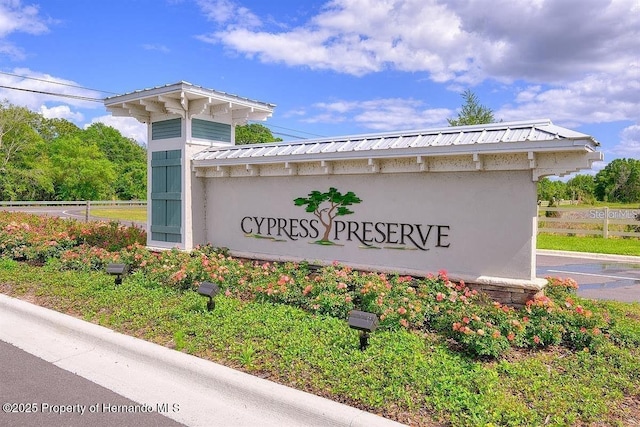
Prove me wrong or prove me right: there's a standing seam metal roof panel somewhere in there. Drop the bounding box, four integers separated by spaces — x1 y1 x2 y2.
191 120 599 163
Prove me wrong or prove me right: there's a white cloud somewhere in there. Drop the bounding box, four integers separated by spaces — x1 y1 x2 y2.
198 0 474 77
196 0 639 84
196 0 237 23
0 0 53 59
91 115 148 145
0 67 146 144
196 0 261 28
142 43 170 53
0 0 50 37
39 104 83 122
0 40 24 59
300 98 451 131
495 65 640 127
446 0 639 83
612 125 640 157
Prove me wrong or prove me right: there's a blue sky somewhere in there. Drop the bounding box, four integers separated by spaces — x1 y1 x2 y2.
0 0 638 174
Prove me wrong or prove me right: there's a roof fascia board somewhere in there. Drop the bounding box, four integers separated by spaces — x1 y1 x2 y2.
185 85 274 111
104 82 186 106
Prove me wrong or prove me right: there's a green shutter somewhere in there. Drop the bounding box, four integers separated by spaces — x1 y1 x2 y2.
152 118 182 140
150 150 182 243
192 118 231 142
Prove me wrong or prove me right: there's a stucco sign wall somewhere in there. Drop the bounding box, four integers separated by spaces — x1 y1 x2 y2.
202 171 538 285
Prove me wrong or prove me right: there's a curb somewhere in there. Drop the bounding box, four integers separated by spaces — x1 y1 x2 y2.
537 249 640 263
0 294 405 427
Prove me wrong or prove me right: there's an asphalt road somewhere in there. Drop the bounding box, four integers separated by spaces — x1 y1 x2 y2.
0 341 184 427
537 253 640 302
1 205 88 220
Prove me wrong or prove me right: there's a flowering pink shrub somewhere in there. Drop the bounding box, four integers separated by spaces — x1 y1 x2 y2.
301 264 356 318
59 244 120 271
0 213 79 262
353 272 425 330
0 212 145 263
70 220 146 251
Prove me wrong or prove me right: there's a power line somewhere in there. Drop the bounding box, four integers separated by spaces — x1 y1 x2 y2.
0 70 118 95
271 131 309 140
0 85 104 102
263 123 325 138
247 121 325 140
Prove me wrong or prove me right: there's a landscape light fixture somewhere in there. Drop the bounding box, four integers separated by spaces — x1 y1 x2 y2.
106 263 127 286
347 310 379 350
197 281 220 312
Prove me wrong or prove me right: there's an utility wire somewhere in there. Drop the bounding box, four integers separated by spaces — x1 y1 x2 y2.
248 121 325 140
271 131 309 140
0 85 104 102
263 123 325 138
0 70 117 95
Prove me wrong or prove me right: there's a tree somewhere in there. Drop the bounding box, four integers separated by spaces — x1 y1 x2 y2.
32 116 81 142
294 187 362 243
0 101 54 200
0 101 40 173
235 123 282 145
48 135 116 201
595 158 640 203
537 177 568 204
566 174 596 204
0 102 145 201
447 89 495 126
83 123 147 200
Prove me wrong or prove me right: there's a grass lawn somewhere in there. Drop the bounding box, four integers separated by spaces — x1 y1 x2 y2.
90 207 147 222
537 234 640 256
574 202 639 209
0 259 639 427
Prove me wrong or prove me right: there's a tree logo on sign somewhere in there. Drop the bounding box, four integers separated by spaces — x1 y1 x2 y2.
294 187 362 245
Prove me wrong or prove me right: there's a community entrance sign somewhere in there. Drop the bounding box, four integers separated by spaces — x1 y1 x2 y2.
105 82 603 304
240 187 451 251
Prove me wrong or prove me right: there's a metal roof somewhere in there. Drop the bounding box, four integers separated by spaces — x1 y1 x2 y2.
104 81 275 124
192 119 599 165
104 81 275 109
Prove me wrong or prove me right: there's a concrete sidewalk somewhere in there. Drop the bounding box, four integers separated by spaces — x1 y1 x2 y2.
0 294 405 427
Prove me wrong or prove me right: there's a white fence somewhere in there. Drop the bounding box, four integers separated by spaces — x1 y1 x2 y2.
537 206 640 238
0 200 147 222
